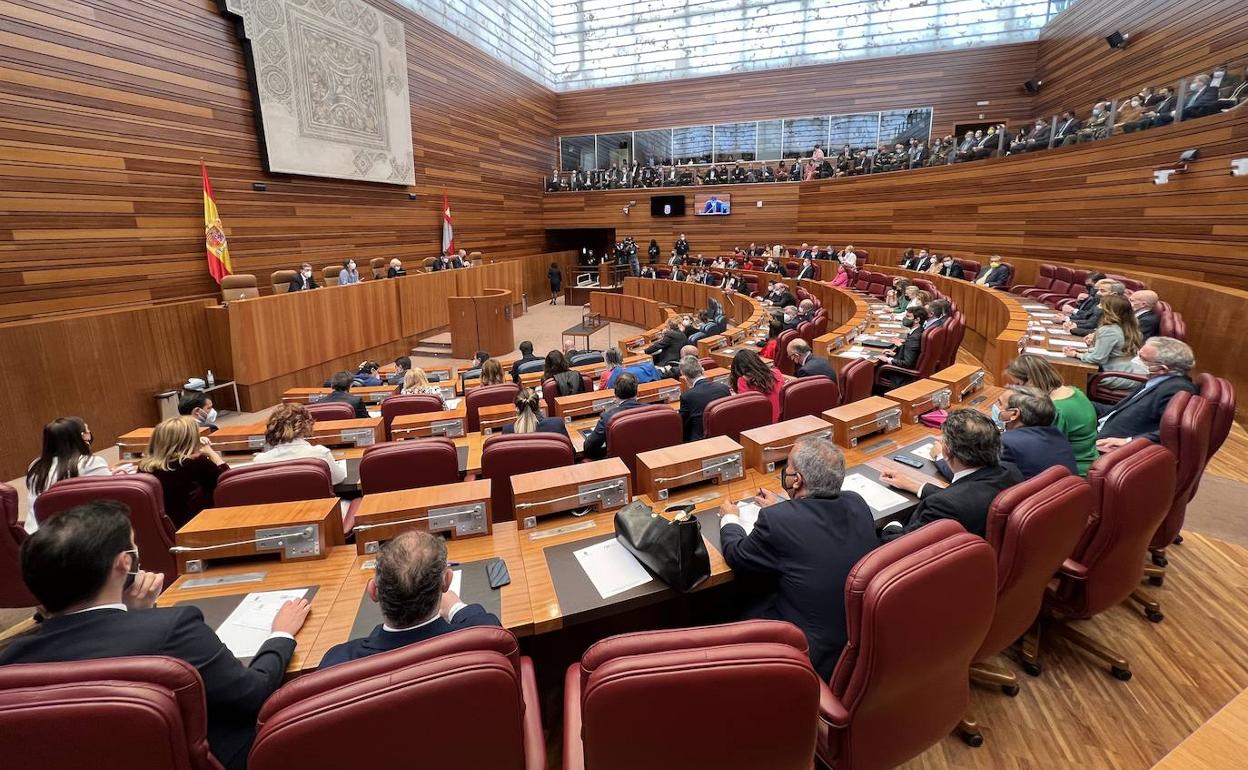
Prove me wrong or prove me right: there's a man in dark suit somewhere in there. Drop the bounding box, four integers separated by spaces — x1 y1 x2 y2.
876 306 928 389
1131 290 1161 341
718 436 877 679
993 386 1079 479
913 249 935 273
1061 271 1106 329
1095 337 1198 448
769 282 797 309
1182 74 1221 118
937 255 964 279
787 339 838 382
323 371 370 418
925 299 952 329
674 234 690 258
583 373 648 459
319 530 499 668
1068 279 1124 336
287 262 318 292
973 256 1010 289
1022 119 1051 152
1051 111 1083 144
879 410 1024 539
677 356 732 441
645 319 688 366
510 340 540 384
0 503 309 770
794 258 816 281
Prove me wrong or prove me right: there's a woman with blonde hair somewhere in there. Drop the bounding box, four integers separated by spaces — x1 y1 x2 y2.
1065 293 1146 391
251 403 347 484
501 387 569 436
479 358 505 386
137 416 229 527
401 367 446 406
1005 354 1098 475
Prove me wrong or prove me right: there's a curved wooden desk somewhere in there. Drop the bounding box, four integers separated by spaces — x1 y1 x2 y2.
448 288 515 358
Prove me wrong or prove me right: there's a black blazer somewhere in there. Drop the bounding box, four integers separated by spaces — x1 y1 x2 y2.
0 606 294 770
1136 310 1160 340
914 256 934 272
772 291 798 308
287 273 318 292
1001 426 1079 480
386 267 406 278
679 378 732 441
322 389 369 419
645 329 688 366
796 355 838 382
977 265 1009 288
510 354 540 384
939 261 965 279
794 265 816 281
583 398 647 459
894 464 1023 538
891 326 924 370
501 416 569 437
1095 375 1199 443
1069 292 1099 322
721 493 878 679
318 605 500 669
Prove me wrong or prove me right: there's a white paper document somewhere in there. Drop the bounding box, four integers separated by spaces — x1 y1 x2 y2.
216 588 308 658
450 569 463 597
909 442 940 461
736 500 762 535
842 473 911 512
1024 346 1069 358
1052 339 1087 350
574 537 653 599
445 398 463 410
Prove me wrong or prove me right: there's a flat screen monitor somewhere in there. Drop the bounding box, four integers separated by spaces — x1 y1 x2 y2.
695 192 731 216
650 195 685 217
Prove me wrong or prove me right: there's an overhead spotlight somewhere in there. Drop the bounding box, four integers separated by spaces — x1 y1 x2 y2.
1023 79 1042 94
251 182 267 192
1105 31 1129 49
1178 149 1199 163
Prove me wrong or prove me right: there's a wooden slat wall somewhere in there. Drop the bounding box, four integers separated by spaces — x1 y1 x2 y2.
1036 0 1248 117
555 43 1041 141
0 0 557 321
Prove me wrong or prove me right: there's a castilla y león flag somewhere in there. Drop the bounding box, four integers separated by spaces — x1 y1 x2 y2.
441 190 454 255
201 160 233 284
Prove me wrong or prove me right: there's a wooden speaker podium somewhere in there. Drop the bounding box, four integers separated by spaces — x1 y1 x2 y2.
449 288 515 358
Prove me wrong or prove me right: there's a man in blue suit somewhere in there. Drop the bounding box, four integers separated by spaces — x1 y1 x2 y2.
318 530 499 668
583 372 649 459
992 386 1078 479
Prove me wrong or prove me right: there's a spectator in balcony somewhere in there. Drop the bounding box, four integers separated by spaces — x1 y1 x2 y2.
1052 110 1083 143
1182 73 1221 118
1114 95 1146 133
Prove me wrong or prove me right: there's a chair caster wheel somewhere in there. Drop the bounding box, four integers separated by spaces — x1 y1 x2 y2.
961 732 984 747
1148 575 1165 587
1111 666 1132 681
1173 535 1183 545
1146 609 1164 623
1022 661 1042 677
1001 684 1020 697
1151 554 1168 568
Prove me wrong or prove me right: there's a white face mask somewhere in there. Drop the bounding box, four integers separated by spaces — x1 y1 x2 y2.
302 270 312 278
203 408 218 424
348 262 356 270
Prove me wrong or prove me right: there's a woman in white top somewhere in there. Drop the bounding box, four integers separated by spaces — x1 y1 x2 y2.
839 244 858 268
25 416 111 533
250 403 348 484
400 367 447 407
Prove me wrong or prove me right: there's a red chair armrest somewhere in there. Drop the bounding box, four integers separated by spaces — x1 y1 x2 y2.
521 657 545 770
1059 558 1089 581
874 364 918 383
818 681 851 728
562 662 586 770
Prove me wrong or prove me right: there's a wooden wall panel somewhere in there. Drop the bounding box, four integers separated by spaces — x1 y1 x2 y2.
0 0 557 321
1036 0 1248 117
556 43 1041 142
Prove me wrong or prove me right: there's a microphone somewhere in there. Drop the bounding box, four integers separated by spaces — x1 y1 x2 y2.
169 527 315 553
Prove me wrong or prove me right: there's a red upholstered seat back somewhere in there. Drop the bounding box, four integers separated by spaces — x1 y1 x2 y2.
775 330 799 375
779 376 840 420
605 405 683 476
35 475 178 579
304 401 355 422
1151 392 1213 551
910 324 947 378
481 433 575 522
812 311 829 337
825 520 996 770
215 459 333 508
853 273 871 291
1195 373 1236 471
1035 264 1055 291
251 627 537 770
957 259 981 282
838 359 875 405
796 321 816 345
1159 309 1187 341
379 395 443 441
1060 440 1176 618
572 621 820 770
940 312 965 369
698 357 716 371
1047 267 1073 299
359 439 460 495
0 481 35 608
976 468 1090 661
466 384 521 433
0 656 222 770
703 392 772 442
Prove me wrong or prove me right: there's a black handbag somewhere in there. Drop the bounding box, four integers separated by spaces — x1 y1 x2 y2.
614 500 711 593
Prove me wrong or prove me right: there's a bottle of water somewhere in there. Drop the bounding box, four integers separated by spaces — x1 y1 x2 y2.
207 370 215 387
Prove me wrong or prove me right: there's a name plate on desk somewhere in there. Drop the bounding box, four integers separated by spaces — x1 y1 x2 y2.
554 390 620 419
636 436 745 500
352 480 492 553
390 409 466 439
638 378 683 404
881 379 953 424
823 397 903 448
740 415 834 473
930 365 986 405
173 498 340 574
511 458 632 529
307 418 382 448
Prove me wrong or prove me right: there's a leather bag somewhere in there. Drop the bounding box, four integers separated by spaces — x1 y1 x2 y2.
614 501 711 592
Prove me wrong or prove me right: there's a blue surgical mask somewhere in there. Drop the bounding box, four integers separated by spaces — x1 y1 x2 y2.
990 403 1007 430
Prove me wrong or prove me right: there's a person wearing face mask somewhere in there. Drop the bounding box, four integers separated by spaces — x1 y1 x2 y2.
875 306 928 388
138 416 229 527
989 386 1079 480
0 502 311 770
178 391 219 433
717 436 877 680
974 256 1010 288
24 416 110 533
337 258 361 285
1114 95 1146 133
1060 271 1107 330
288 262 318 291
1094 336 1199 450
937 255 964 279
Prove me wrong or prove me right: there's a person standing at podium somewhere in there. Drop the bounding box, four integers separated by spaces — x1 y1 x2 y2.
288 262 318 292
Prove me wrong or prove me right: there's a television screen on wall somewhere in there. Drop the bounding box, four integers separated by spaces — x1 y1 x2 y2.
650 195 686 216
694 192 731 215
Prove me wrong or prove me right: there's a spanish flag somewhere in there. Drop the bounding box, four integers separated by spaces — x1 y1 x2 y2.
201 160 233 284
441 190 454 256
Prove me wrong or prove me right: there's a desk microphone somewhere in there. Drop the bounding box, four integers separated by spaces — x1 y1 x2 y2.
169 527 316 553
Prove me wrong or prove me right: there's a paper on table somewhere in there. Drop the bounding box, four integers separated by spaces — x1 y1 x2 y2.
445 398 463 410
450 569 463 597
1052 339 1087 349
842 473 911 512
736 500 762 535
216 588 308 658
574 537 653 599
1024 346 1069 358
909 442 940 461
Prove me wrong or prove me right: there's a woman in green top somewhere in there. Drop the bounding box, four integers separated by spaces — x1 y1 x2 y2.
1006 354 1099 475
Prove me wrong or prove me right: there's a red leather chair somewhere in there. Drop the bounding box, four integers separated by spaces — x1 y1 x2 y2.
1086 371 1147 405
956 258 981 282
1013 264 1056 297
1194 373 1236 490
1148 391 1213 569
817 520 997 769
1160 309 1187 341
605 405 682 477
852 272 871 292
214 460 343 540
812 311 829 337
250 627 543 770
379 394 443 441
0 481 35 608
957 468 1090 744
702 392 772 442
796 320 816 345
481 433 575 523
35 475 178 579
466 383 520 433
542 374 593 413
303 402 355 422
697 356 716 371
775 329 799 375
1021 440 1176 680
939 312 965 369
359 439 459 495
1037 266 1074 307
838 359 874 405
866 276 889 299
0 656 224 770
564 621 820 770
874 324 947 388
779 376 840 420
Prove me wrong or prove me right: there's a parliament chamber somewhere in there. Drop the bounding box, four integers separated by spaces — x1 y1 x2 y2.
2 0 1248 768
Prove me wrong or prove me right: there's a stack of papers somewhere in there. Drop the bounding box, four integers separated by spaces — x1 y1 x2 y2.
216 588 308 658
445 397 463 410
736 500 762 535
841 474 910 512
574 538 652 599
910 442 940 461
1024 346 1068 358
